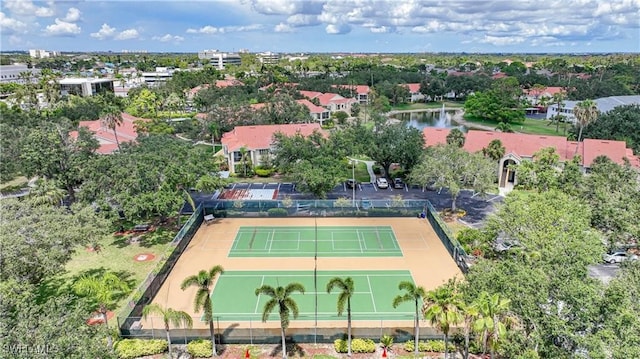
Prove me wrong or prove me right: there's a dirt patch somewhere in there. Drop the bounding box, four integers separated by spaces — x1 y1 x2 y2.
87 310 114 326
133 253 156 262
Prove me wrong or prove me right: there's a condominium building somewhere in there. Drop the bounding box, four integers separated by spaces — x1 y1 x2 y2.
28 49 60 59
140 67 175 87
198 50 242 70
0 64 40 84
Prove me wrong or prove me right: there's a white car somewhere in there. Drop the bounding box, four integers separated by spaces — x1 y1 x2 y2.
602 251 639 264
376 177 389 189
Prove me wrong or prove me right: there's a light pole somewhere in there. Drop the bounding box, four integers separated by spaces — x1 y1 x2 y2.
352 159 356 206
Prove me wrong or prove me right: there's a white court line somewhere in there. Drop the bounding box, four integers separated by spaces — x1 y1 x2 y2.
268 230 275 252
254 276 265 314
366 275 377 312
357 230 363 253
222 273 411 278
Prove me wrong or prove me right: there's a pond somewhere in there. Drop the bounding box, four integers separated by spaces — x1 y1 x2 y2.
391 109 466 131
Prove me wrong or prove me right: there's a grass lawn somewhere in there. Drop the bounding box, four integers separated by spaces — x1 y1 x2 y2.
446 220 470 236
464 115 572 136
42 227 178 321
0 176 28 191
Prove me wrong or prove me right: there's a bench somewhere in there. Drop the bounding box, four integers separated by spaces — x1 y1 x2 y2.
204 214 215 225
133 224 150 232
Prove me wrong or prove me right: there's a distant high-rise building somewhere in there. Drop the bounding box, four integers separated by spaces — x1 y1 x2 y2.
198 50 242 70
257 51 280 64
28 49 60 59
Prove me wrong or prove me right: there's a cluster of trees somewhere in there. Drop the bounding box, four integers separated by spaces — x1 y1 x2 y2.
464 77 526 126
270 119 424 198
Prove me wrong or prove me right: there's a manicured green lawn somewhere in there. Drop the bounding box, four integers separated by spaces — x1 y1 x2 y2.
43 227 177 318
464 115 572 136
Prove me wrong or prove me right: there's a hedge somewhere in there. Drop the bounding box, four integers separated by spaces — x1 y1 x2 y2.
114 339 168 359
403 339 455 352
187 339 213 358
334 338 376 353
267 208 288 217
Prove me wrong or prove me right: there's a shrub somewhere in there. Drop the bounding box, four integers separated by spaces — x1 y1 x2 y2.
254 167 274 177
187 339 213 358
114 339 167 359
267 208 288 217
373 165 382 175
403 340 455 353
334 338 376 353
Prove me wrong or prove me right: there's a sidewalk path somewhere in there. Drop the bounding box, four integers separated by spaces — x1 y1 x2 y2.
348 158 376 183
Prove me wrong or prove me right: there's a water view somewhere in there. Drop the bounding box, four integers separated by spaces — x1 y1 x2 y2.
391 109 467 131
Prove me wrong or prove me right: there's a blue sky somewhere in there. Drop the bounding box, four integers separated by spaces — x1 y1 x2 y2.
1 0 639 53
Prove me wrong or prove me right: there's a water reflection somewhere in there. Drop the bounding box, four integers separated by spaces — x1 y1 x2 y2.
392 110 466 131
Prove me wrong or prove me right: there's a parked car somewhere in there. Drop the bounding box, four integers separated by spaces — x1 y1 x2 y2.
361 198 373 209
346 179 357 189
393 178 404 189
376 177 389 189
602 251 639 264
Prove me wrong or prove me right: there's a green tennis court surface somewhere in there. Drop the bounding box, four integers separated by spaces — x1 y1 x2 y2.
228 226 402 257
209 270 417 322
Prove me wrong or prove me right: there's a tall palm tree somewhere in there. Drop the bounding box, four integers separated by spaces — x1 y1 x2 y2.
422 280 463 359
482 139 506 161
74 272 130 349
551 92 566 134
100 104 124 151
446 128 465 148
573 99 599 143
459 301 480 359
181 265 224 357
392 281 427 356
473 292 518 359
326 277 355 357
255 282 305 359
142 304 193 358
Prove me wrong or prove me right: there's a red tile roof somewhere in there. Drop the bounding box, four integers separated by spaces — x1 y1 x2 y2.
221 123 325 152
524 86 565 97
492 73 508 79
296 99 327 114
215 79 243 88
405 83 421 93
70 113 148 154
422 128 639 168
332 84 370 94
299 90 323 99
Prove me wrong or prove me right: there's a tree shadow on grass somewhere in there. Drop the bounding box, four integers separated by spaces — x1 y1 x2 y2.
66 267 138 309
138 228 175 248
270 337 306 358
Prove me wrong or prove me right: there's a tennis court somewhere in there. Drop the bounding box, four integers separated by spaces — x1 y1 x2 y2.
210 270 416 322
228 226 402 257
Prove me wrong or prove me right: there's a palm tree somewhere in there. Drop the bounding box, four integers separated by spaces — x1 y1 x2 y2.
459 301 480 359
422 280 463 359
74 272 130 349
29 178 67 206
551 92 566 134
446 128 465 148
100 104 124 151
142 304 193 358
482 139 506 161
326 277 355 356
255 282 305 359
181 265 224 357
573 99 599 143
238 146 252 177
392 281 427 356
473 292 518 359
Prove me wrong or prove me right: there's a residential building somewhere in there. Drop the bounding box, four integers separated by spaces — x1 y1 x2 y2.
0 64 41 84
523 86 565 106
59 78 114 97
28 49 60 59
300 90 358 115
296 99 330 125
186 79 244 103
332 84 370 104
546 95 640 123
221 123 325 174
198 50 242 70
404 83 425 103
141 67 175 87
70 113 147 154
423 128 639 194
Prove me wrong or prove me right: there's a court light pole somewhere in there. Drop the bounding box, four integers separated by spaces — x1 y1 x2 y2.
351 159 355 206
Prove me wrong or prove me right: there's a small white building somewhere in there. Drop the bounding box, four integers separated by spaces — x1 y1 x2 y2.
141 67 175 87
59 78 114 97
546 95 640 123
0 64 41 84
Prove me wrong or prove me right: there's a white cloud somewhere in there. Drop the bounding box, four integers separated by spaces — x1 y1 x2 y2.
479 35 526 46
115 29 139 40
274 23 294 32
370 26 393 33
153 34 184 42
44 18 81 36
91 24 116 40
326 23 351 34
0 12 28 34
249 0 305 15
286 14 320 27
186 24 262 34
4 0 54 17
62 7 81 23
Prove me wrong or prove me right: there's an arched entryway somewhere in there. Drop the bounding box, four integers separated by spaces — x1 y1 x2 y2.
500 159 518 188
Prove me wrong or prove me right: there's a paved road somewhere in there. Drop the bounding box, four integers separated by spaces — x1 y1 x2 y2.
199 181 503 226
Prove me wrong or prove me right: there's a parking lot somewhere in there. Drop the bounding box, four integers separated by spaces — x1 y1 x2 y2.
209 181 502 226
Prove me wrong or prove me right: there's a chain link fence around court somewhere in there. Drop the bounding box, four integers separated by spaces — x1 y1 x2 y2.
200 198 430 218
120 314 446 345
117 204 204 334
424 202 470 273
